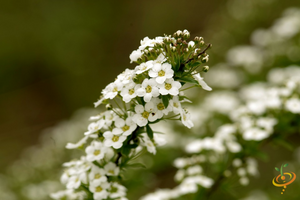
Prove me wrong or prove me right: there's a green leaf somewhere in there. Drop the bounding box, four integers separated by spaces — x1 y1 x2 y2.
177 77 198 85
146 124 153 139
127 163 146 169
190 61 201 67
275 167 280 171
161 95 169 108
121 147 131 157
284 163 288 167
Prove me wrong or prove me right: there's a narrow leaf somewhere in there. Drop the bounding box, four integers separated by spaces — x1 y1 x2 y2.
284 163 288 167
161 95 169 108
178 77 198 85
146 124 153 139
275 167 280 171
127 163 146 169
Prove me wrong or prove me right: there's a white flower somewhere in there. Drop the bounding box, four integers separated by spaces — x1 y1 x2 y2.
243 127 270 141
104 111 117 126
186 165 202 175
135 61 153 74
136 78 160 102
180 108 194 128
133 102 158 126
140 133 156 154
120 82 141 103
159 78 181 96
89 165 107 184
192 73 212 91
103 129 127 149
117 69 135 85
94 96 106 107
85 141 107 162
66 135 89 149
104 162 120 176
285 98 300 113
139 37 155 50
114 116 137 136
173 158 188 169
151 98 172 119
89 181 110 200
109 182 127 199
232 158 242 167
169 96 182 114
102 80 123 100
66 173 87 189
237 168 247 176
149 62 174 84
239 177 249 186
129 49 143 63
84 120 105 136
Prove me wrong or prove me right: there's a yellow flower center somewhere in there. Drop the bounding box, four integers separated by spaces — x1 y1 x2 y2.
142 111 150 119
146 85 152 93
95 186 103 192
94 173 101 179
165 83 172 90
158 70 165 77
113 87 118 92
112 135 119 142
129 88 135 95
173 102 179 108
122 125 130 132
93 150 100 156
109 170 115 175
157 103 165 110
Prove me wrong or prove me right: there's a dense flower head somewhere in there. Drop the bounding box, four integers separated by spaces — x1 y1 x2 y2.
52 30 212 200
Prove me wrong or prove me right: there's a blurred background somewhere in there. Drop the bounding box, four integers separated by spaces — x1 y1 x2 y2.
1 0 300 199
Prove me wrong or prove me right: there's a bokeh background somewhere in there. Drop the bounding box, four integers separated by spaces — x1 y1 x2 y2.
1 0 300 199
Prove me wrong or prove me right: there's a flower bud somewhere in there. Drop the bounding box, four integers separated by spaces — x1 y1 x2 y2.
177 38 182 44
202 66 209 72
183 30 190 39
199 41 205 46
106 104 112 110
171 46 177 52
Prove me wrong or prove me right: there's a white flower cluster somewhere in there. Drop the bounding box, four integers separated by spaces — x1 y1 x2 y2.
142 63 300 199
52 30 212 200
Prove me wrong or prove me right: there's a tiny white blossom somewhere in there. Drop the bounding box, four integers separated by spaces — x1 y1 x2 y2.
149 62 174 84
109 182 127 199
129 49 143 63
89 181 110 200
285 98 300 113
104 162 120 176
180 108 194 128
85 141 107 162
136 78 160 102
243 127 269 141
133 102 158 126
102 80 123 100
84 120 105 136
192 73 212 91
89 165 107 184
135 61 153 74
159 78 181 96
103 129 127 149
169 96 182 114
151 97 172 119
114 116 137 136
140 133 157 154
120 82 141 103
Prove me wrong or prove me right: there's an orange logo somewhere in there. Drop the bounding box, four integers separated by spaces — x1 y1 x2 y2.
272 163 296 194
